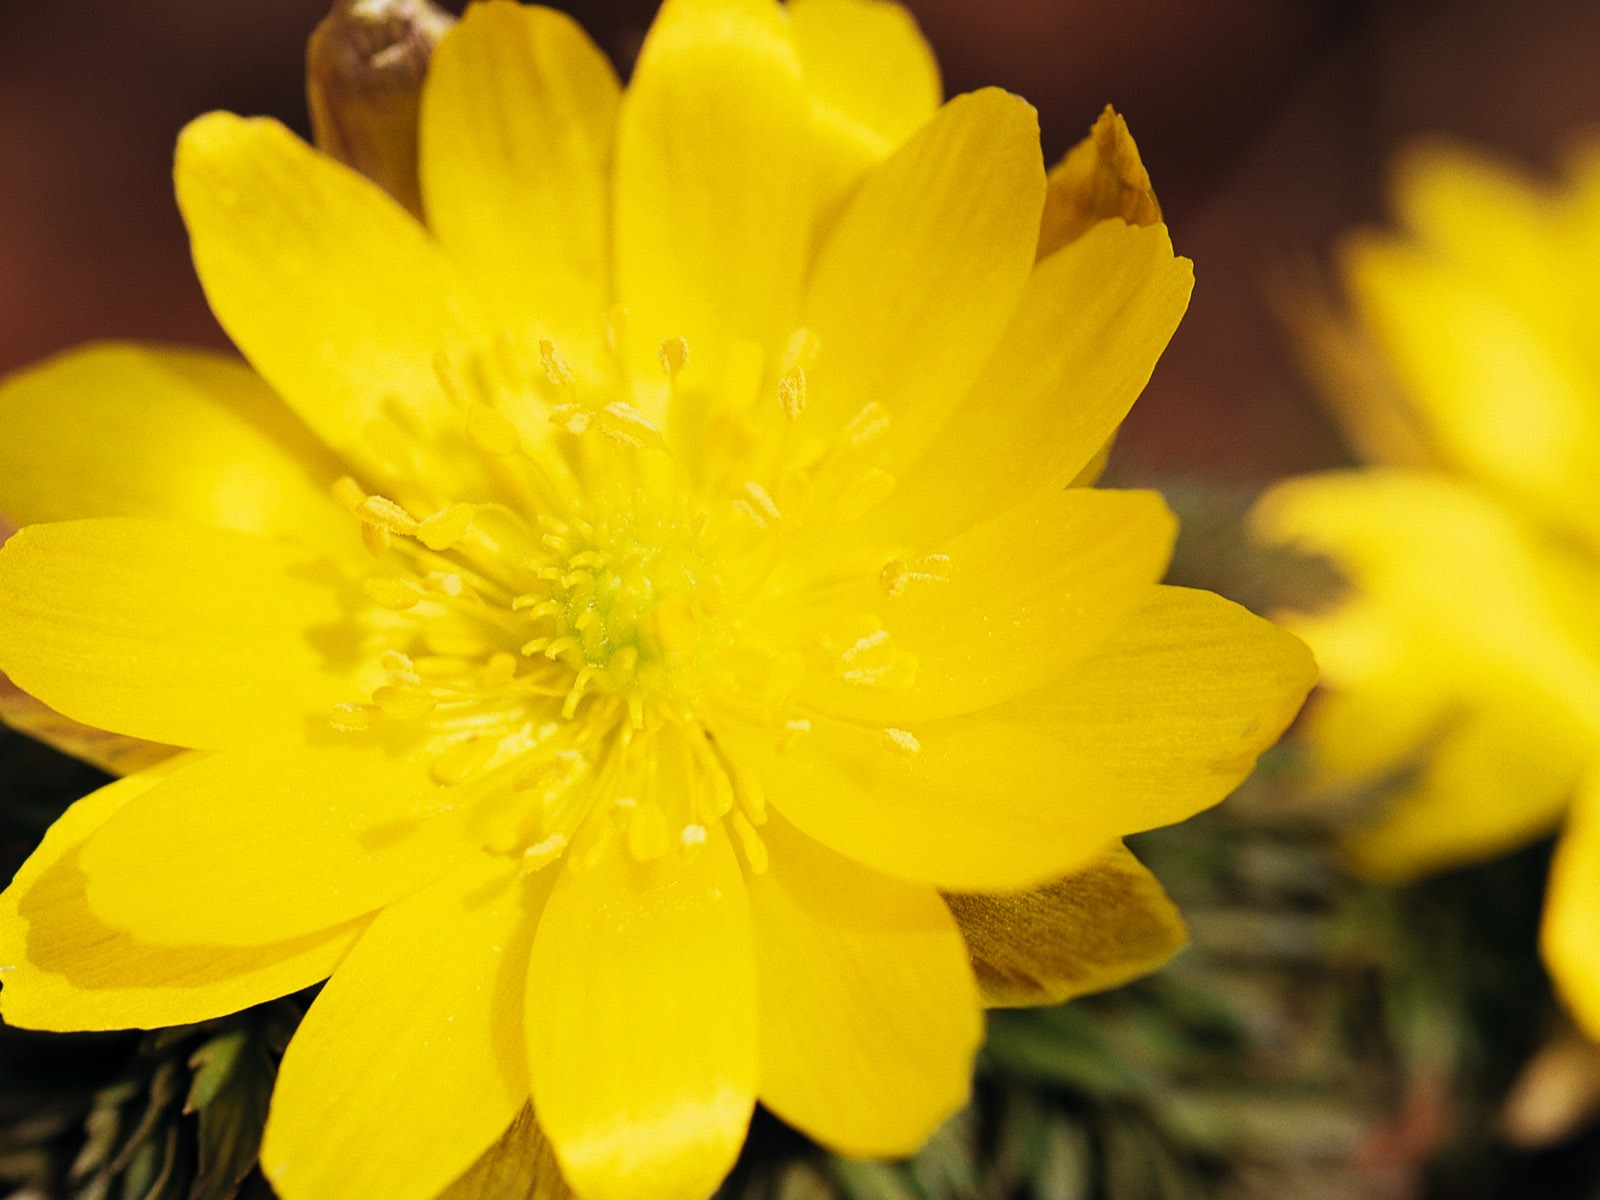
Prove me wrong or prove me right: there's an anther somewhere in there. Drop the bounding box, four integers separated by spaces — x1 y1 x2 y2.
679 823 709 850
841 402 891 449
659 335 690 378
467 404 521 456
329 702 379 732
777 717 811 754
777 367 806 419
539 338 577 387
741 481 782 523
522 834 567 872
357 494 419 536
550 404 593 435
780 327 820 373
372 685 437 720
883 727 921 757
363 577 424 611
418 504 475 552
879 553 952 597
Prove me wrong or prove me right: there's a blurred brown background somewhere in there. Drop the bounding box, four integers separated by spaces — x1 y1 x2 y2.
3 0 1598 483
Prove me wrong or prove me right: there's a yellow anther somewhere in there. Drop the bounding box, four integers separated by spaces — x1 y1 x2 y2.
373 685 437 720
381 650 421 683
430 736 495 786
357 494 419 535
329 702 379 732
562 665 601 719
520 636 552 656
777 717 811 754
780 326 820 373
550 404 593 435
331 475 367 513
628 803 670 862
466 404 521 456
730 811 769 875
597 401 667 451
834 467 897 521
777 367 806 419
883 727 921 757
424 571 465 598
567 550 605 569
842 402 891 449
362 577 424 611
361 522 391 558
522 834 568 872
741 481 782 523
879 552 952 597
419 504 475 551
679 823 709 850
659 335 691 378
479 652 518 688
539 338 577 387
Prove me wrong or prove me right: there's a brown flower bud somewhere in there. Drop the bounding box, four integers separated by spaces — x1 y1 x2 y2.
306 0 456 218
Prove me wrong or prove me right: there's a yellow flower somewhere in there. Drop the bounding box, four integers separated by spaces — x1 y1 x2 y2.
0 1 1313 1197
1255 141 1600 1033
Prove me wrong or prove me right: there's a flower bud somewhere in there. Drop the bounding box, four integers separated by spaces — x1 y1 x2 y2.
306 0 455 217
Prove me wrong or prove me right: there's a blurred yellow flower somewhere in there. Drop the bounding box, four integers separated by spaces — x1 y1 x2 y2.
1256 141 1600 1035
0 1 1312 1198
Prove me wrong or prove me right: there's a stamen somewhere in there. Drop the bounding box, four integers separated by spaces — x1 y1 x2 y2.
883 727 921 757
357 494 419 536
372 685 437 720
539 338 577 387
363 577 424 611
777 717 811 754
679 823 708 850
418 504 475 552
522 834 567 872
329 702 379 732
879 553 952 597
777 367 806 419
780 327 820 373
659 335 690 378
841 401 891 449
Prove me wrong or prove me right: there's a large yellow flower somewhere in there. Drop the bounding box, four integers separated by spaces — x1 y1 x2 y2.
1255 142 1600 1034
0 1 1313 1197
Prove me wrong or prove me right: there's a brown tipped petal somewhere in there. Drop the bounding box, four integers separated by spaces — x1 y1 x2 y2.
945 842 1188 1008
306 0 456 217
1037 105 1163 258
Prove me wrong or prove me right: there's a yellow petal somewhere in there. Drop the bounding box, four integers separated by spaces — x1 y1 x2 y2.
945 842 1187 1008
421 3 619 357
1342 234 1600 543
528 828 756 1200
793 87 1044 479
1389 142 1574 352
728 585 1312 891
175 112 490 498
614 0 811 372
263 853 539 1200
873 220 1192 545
793 487 1177 724
1037 107 1163 258
0 519 360 749
0 343 356 561
0 761 363 1032
79 736 477 945
787 0 940 225
750 816 980 1158
0 673 176 777
1255 470 1600 879
1544 771 1600 1042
